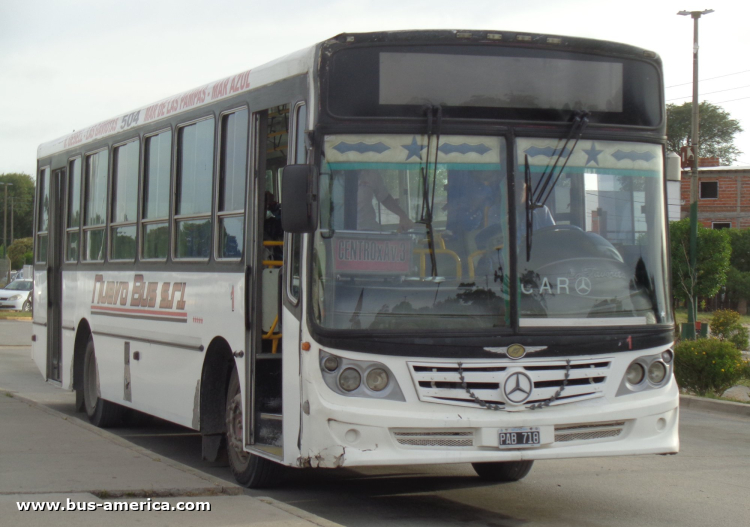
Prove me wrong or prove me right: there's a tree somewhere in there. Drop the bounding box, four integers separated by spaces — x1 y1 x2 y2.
0 173 36 244
723 228 750 312
666 102 743 166
670 218 731 318
8 237 32 270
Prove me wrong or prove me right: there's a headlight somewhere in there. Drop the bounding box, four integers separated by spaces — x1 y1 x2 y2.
323 356 339 372
647 361 667 384
625 362 645 385
365 368 389 391
661 349 674 364
9 295 21 301
338 368 361 392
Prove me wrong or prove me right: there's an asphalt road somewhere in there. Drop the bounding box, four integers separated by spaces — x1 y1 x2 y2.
2 319 749 527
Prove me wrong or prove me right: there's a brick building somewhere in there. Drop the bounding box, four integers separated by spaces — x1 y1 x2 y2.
679 165 750 229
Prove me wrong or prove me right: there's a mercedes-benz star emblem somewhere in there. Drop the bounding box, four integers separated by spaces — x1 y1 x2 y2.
575 276 592 296
503 371 533 404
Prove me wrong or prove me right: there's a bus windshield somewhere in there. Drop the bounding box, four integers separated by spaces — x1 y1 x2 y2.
313 135 672 332
516 138 672 326
313 134 510 331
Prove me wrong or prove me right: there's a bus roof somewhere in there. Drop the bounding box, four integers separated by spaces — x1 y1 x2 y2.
37 45 316 160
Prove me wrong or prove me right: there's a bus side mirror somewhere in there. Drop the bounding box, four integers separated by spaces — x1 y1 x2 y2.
281 164 317 233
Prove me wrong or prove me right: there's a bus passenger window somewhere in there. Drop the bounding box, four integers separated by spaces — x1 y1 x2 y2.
217 108 248 259
36 167 49 264
83 150 108 261
142 130 171 260
111 140 139 261
65 158 82 262
175 118 214 259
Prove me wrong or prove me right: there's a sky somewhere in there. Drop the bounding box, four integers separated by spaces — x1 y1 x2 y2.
2 0 750 179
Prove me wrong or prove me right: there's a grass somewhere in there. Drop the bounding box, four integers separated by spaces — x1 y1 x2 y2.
674 308 750 326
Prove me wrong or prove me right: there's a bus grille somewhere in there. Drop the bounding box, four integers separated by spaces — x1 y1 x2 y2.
392 429 474 447
408 359 611 410
554 421 626 442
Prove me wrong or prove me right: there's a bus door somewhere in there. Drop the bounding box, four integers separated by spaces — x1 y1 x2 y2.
246 104 290 457
46 167 65 382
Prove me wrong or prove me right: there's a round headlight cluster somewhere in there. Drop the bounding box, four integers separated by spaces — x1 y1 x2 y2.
661 349 674 364
323 355 339 372
365 368 389 391
338 368 361 392
647 361 668 384
625 362 645 385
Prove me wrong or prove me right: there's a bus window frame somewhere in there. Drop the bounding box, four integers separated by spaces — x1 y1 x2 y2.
65 156 83 264
109 137 141 262
35 165 51 265
172 115 216 262
81 147 110 264
214 105 250 262
140 127 173 263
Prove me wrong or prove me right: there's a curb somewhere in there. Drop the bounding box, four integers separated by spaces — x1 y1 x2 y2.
258 497 345 527
680 394 750 417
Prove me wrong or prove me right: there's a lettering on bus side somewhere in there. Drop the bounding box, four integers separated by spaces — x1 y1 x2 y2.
91 274 186 310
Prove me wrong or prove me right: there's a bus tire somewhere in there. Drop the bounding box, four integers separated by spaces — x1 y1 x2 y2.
82 337 123 428
471 460 534 482
226 368 281 488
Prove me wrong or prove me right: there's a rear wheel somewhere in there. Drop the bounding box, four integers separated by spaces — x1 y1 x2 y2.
82 337 123 427
472 460 534 482
226 368 281 488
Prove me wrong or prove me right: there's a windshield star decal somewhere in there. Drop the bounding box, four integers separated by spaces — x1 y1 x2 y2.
332 141 391 155
524 146 571 158
611 150 656 163
438 142 491 156
582 142 604 166
401 136 427 160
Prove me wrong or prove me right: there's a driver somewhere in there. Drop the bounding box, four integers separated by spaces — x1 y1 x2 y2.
356 170 415 232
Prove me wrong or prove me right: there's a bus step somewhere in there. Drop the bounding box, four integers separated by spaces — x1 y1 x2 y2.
257 413 283 446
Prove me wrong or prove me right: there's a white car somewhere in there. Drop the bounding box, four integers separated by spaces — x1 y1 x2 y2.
0 279 33 312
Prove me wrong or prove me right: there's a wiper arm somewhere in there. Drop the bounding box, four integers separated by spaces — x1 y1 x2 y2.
525 110 590 261
532 110 589 207
417 104 442 278
525 154 533 262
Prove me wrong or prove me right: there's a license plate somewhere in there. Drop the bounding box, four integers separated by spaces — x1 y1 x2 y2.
498 427 541 448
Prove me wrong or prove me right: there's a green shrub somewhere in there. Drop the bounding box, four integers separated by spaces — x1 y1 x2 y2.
709 309 749 351
674 338 750 396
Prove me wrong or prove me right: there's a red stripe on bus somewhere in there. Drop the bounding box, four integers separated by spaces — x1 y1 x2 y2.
91 305 187 318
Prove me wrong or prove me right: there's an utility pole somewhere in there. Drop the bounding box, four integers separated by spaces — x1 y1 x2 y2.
1 182 11 259
10 197 14 246
678 8 713 339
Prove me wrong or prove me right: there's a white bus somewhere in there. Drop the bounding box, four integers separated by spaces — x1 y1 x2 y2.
33 30 678 488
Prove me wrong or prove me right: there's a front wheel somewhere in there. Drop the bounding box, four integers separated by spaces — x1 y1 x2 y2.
82 337 123 427
472 460 534 482
22 300 32 312
226 368 281 488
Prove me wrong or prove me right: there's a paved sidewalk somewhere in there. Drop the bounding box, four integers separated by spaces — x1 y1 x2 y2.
0 372 341 526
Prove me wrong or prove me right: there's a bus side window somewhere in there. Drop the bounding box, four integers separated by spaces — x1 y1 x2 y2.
65 158 82 262
110 139 139 261
175 117 215 260
142 130 172 260
217 108 248 259
36 167 50 264
83 150 108 262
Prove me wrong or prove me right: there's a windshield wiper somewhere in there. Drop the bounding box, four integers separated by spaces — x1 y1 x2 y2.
525 110 589 261
417 104 442 278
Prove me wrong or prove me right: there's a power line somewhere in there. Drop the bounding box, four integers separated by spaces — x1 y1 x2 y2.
666 69 750 88
666 84 750 102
